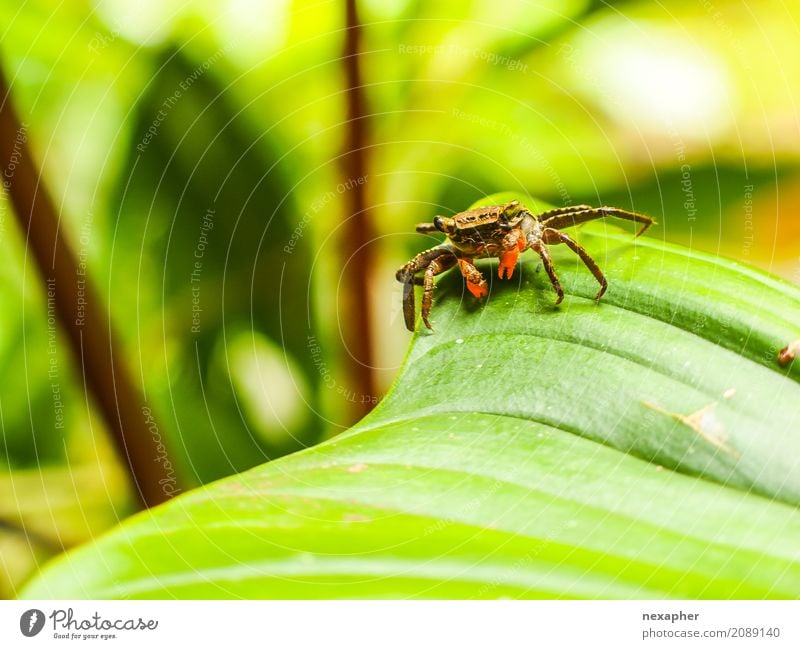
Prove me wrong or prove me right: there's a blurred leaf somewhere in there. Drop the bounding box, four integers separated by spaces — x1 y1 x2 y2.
110 49 324 483
22 196 800 597
0 531 47 600
0 464 129 547
0 226 87 467
0 463 130 597
583 164 800 274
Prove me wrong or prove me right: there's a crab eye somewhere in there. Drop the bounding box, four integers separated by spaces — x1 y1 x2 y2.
433 215 445 231
497 211 515 229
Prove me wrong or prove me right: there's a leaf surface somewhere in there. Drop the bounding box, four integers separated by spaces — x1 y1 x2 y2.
22 196 800 598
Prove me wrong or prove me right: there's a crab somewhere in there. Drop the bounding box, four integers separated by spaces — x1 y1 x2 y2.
396 200 654 331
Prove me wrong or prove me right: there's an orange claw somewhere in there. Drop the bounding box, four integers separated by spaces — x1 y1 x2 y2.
498 248 519 280
466 280 487 298
458 258 488 298
498 230 526 279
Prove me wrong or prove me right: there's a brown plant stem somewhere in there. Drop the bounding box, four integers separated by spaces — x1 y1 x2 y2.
0 66 175 508
341 0 376 416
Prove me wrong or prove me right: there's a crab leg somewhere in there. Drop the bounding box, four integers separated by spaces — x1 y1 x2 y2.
528 239 564 304
415 222 439 234
534 204 593 221
396 245 456 331
541 206 654 237
543 228 608 299
421 254 457 330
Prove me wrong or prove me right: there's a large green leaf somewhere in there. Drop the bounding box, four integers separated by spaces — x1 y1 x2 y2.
21 195 800 598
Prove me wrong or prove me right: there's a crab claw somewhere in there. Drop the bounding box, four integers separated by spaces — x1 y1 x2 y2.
466 279 488 299
498 231 526 279
498 248 519 280
458 258 488 299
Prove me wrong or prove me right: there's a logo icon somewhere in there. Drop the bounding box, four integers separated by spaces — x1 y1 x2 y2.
20 609 45 637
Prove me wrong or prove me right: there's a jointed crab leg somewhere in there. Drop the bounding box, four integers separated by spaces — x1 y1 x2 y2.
541 206 654 238
534 204 593 220
543 228 608 300
415 222 440 234
421 254 457 329
396 245 456 331
528 239 564 304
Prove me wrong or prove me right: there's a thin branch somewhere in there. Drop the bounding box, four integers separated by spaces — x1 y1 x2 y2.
341 0 377 417
0 65 177 508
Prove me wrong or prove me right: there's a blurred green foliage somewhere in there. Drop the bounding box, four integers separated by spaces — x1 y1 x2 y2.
112 49 322 481
2 0 800 596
